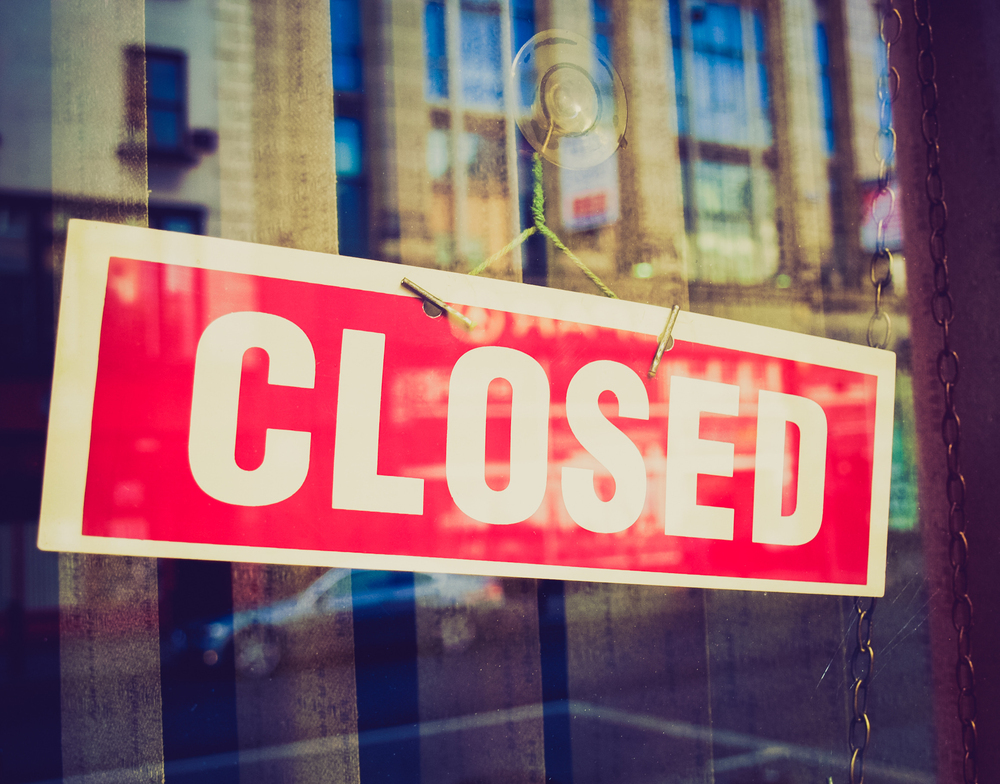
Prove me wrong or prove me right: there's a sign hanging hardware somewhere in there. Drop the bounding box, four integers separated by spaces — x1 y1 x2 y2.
647 305 681 379
470 153 617 299
400 277 476 331
471 30 625 299
849 3 901 783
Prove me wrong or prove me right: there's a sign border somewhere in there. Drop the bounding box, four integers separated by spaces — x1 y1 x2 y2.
39 220 895 596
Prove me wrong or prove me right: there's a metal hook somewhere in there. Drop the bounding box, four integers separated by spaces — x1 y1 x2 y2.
401 278 476 331
648 305 681 379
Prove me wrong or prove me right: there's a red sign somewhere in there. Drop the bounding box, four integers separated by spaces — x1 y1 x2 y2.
39 221 895 595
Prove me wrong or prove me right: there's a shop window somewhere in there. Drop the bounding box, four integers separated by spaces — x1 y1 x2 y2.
2 4 954 784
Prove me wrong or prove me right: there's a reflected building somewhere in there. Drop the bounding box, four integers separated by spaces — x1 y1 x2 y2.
325 0 900 344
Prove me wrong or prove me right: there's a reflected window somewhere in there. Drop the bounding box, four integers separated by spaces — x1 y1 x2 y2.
332 0 364 92
670 0 771 145
149 206 203 234
670 0 777 283
593 0 612 60
146 50 187 155
422 1 535 270
333 0 369 257
425 1 449 100
816 22 835 155
335 117 364 178
461 8 503 108
684 160 778 282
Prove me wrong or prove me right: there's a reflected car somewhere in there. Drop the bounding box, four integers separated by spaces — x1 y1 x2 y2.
166 569 505 679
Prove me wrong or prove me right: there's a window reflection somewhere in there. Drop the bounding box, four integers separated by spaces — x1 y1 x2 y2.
0 0 937 782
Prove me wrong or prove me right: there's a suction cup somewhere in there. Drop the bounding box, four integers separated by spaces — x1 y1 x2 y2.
511 29 627 169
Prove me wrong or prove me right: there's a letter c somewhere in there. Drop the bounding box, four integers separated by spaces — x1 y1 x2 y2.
188 311 315 506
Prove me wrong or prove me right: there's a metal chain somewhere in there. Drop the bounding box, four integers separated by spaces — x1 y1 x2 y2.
849 597 877 784
867 2 901 351
912 1 978 781
848 6 901 783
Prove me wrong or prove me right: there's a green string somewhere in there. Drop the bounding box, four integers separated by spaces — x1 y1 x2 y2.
469 153 617 299
468 226 537 276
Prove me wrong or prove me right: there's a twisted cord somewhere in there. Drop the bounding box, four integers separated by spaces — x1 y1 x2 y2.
469 227 537 277
471 153 617 300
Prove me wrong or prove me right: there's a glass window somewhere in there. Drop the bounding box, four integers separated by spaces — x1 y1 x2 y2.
4 3 979 783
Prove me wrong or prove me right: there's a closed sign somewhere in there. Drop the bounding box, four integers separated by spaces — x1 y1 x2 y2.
39 221 895 595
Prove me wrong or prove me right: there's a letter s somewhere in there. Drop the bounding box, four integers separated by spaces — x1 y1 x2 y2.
561 361 649 533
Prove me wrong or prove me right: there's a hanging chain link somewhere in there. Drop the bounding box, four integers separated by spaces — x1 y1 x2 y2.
867 2 901 351
849 6 901 784
912 1 978 781
849 596 877 784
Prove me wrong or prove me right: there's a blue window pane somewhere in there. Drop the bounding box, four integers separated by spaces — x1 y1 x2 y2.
816 24 835 155
161 216 197 234
593 0 612 61
425 2 448 100
674 43 688 136
513 16 534 59
758 62 772 144
595 32 611 61
754 10 766 52
330 0 361 48
692 52 747 143
461 10 503 108
512 0 535 18
816 22 830 66
335 118 364 177
333 55 363 92
332 56 362 93
149 109 182 150
754 11 772 144
147 58 179 102
331 0 363 91
668 0 682 44
691 3 742 56
337 181 368 257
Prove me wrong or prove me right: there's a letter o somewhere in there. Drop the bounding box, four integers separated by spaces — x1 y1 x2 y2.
446 347 550 525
